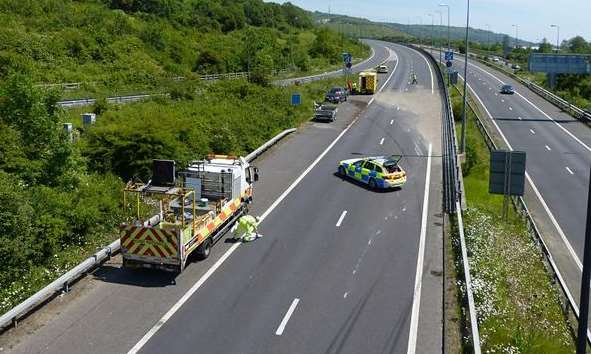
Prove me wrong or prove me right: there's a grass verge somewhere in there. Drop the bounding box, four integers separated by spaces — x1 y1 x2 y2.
450 85 575 353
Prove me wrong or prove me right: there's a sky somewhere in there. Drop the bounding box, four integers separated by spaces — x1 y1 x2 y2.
267 0 590 43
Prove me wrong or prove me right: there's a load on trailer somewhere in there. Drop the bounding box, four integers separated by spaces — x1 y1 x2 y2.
357 71 377 95
120 155 259 272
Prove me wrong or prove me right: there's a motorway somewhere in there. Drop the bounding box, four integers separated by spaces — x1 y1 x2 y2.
1 41 444 354
430 49 591 322
439 52 591 261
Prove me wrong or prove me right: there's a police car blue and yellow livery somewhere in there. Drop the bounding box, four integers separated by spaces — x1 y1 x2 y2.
337 155 406 189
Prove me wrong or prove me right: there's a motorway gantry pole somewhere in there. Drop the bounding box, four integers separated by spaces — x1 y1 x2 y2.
551 24 560 53
428 14 434 50
577 165 591 353
459 0 470 154
436 10 443 64
439 4 451 52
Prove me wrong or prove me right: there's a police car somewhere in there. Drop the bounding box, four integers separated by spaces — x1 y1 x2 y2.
337 155 406 189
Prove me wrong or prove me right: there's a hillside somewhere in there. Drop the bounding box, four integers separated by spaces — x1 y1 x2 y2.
313 12 412 41
385 23 532 46
0 0 369 315
312 11 530 47
0 0 368 86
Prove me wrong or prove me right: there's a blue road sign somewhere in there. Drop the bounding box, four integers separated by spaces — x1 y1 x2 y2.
445 51 454 61
343 52 352 64
291 93 301 106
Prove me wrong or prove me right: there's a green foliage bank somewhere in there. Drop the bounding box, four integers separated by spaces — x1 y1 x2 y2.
0 0 369 315
0 0 368 86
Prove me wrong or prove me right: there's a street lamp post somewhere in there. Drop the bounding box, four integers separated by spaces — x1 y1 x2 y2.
512 24 519 49
460 0 471 155
436 10 443 64
416 16 423 44
486 24 491 51
439 4 451 86
428 14 434 50
439 4 451 52
551 24 560 53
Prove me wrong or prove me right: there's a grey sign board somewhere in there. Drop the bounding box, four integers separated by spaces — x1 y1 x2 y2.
450 71 459 85
528 53 591 74
489 150 526 196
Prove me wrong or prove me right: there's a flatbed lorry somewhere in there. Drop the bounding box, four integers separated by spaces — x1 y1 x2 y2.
120 155 259 272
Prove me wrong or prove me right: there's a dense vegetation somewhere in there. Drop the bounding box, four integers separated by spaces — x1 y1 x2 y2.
0 0 369 314
0 0 368 86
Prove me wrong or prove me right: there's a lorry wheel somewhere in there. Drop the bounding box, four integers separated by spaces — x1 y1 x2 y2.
196 238 212 260
368 178 377 190
338 166 346 177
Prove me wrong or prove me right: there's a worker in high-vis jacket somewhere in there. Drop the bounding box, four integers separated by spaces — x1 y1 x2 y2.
411 72 418 85
231 215 262 242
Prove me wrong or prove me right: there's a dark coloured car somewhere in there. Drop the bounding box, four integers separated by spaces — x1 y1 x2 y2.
500 84 515 94
325 87 348 103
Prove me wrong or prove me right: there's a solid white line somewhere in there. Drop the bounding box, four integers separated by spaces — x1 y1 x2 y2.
460 74 583 271
390 119 394 125
406 143 433 354
530 129 536 135
566 167 574 175
459 57 591 154
379 137 385 145
545 145 551 151
127 239 240 354
127 43 403 354
275 298 300 336
377 49 399 94
336 210 348 227
409 46 434 94
368 97 375 106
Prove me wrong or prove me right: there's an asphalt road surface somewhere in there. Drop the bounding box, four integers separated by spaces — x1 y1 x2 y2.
439 52 591 264
430 48 591 336
2 41 444 354
133 42 444 354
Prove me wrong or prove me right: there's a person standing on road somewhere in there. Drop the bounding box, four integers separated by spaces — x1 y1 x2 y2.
231 215 262 242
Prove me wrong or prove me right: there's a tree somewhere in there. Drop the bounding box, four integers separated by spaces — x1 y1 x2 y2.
0 74 78 185
537 38 553 53
249 48 274 85
567 36 589 54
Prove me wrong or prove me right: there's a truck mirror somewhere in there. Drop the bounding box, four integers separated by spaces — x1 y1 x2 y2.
254 167 260 182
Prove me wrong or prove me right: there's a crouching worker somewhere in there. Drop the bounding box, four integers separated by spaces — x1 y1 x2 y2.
231 215 262 242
